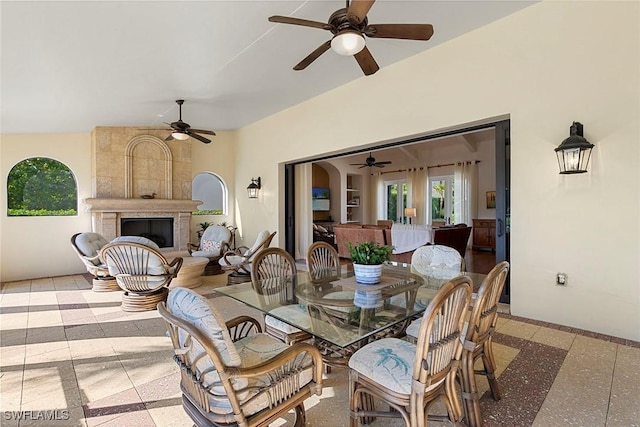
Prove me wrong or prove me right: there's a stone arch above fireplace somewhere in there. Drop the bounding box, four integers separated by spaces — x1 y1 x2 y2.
125 135 173 199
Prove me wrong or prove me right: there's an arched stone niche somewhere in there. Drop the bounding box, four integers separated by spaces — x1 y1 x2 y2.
125 135 173 199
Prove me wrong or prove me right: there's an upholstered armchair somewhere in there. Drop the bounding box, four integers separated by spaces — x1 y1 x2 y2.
188 225 232 275
219 230 276 284
100 236 183 311
158 287 323 427
70 232 119 292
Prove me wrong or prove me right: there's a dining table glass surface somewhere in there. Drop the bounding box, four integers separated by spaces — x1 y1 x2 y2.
212 261 487 349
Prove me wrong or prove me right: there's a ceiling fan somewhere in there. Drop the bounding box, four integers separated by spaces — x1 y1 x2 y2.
350 153 392 168
157 100 216 144
268 0 434 76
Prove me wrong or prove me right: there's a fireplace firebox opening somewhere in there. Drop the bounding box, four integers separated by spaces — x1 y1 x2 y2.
120 218 174 248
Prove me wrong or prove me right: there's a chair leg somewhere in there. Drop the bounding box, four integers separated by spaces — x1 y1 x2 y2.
444 371 464 425
293 404 306 427
461 351 483 427
349 371 360 427
482 339 501 401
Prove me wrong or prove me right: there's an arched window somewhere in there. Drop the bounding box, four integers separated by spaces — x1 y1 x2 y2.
7 157 78 216
192 172 227 215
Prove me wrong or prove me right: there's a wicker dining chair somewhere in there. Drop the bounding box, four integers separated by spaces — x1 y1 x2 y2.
251 247 313 345
348 276 472 427
70 232 120 292
158 287 323 427
410 244 464 274
306 241 340 281
220 230 276 284
460 261 510 427
188 224 232 275
100 236 182 311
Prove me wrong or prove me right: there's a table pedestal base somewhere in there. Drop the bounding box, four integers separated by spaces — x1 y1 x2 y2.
170 257 209 289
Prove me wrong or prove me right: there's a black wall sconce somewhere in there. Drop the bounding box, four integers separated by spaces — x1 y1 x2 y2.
555 122 594 174
247 177 261 199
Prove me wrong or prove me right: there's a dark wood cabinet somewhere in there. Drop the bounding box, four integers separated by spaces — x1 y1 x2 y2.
472 219 496 251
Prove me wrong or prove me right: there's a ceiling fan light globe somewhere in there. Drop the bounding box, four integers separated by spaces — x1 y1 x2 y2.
172 131 189 141
331 31 365 56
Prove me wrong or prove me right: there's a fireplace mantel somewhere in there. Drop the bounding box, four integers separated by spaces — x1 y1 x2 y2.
83 198 201 213
83 198 202 252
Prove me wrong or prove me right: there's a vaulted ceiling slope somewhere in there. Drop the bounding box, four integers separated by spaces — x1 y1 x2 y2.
1 1 535 135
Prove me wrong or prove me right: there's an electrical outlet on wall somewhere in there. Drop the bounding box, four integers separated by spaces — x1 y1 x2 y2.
556 273 567 286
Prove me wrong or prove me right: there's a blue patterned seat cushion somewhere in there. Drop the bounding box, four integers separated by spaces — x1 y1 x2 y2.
349 337 442 395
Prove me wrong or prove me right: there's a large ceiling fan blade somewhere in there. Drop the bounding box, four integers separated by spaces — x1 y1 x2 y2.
364 23 434 41
189 132 211 144
294 40 332 71
354 46 379 76
269 15 332 31
165 134 174 141
347 0 376 25
358 165 368 169
376 161 392 165
190 128 216 136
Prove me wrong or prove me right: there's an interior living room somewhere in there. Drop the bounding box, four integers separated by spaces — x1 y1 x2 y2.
1 1 638 426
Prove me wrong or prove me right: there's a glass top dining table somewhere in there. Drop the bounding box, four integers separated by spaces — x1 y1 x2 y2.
212 262 487 351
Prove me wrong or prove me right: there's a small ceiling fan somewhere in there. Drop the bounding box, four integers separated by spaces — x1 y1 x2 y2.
269 0 434 76
156 100 216 144
350 153 392 168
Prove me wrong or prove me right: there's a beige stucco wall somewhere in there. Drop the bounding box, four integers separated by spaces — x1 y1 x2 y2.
0 133 93 280
0 131 237 282
232 1 640 340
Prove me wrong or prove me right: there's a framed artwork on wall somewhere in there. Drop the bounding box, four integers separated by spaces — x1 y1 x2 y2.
486 191 496 209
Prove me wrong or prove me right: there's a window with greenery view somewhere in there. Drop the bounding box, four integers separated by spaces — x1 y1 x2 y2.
7 157 78 216
429 175 455 224
192 172 226 215
385 180 408 223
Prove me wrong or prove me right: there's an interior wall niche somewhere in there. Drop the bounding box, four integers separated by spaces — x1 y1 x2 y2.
125 135 173 199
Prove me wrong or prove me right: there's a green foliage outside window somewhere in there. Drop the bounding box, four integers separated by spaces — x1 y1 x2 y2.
192 209 224 215
7 157 77 216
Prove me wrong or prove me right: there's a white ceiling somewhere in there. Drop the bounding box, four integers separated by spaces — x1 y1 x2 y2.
1 1 535 135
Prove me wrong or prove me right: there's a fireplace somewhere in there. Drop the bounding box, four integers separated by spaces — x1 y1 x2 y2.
121 218 174 248
84 129 202 253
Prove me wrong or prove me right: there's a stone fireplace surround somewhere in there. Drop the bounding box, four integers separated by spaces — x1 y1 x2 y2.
84 127 201 252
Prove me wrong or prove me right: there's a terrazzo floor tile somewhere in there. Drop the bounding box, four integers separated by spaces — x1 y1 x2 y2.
83 387 148 426
529 325 576 350
606 345 640 426
481 335 567 427
3 273 640 426
495 319 540 340
74 359 135 404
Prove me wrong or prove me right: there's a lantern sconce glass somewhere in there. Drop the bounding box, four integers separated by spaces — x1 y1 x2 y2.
247 177 261 199
404 207 416 224
555 122 594 174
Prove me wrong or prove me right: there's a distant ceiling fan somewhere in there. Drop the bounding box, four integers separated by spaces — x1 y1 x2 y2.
268 0 434 75
155 100 216 144
350 153 392 168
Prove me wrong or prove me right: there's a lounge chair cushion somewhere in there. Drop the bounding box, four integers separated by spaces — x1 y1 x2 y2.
75 232 109 265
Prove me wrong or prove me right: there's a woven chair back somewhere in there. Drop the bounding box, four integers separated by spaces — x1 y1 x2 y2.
306 241 340 280
413 276 472 387
465 261 509 347
411 244 463 273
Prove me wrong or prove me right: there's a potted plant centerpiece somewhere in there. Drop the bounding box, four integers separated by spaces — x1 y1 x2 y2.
348 241 394 285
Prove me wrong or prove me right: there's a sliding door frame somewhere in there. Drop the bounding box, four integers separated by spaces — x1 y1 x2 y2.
284 119 511 295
